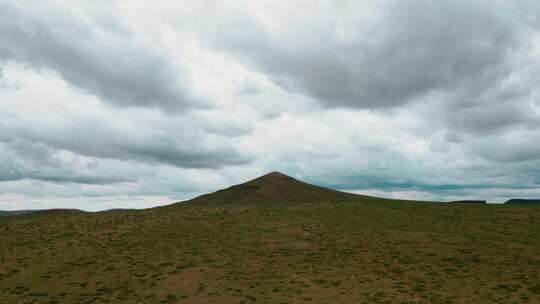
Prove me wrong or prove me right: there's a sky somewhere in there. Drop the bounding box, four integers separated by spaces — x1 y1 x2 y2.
1 0 540 210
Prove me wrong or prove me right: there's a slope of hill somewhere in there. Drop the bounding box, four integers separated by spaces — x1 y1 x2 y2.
1 172 539 304
176 171 382 206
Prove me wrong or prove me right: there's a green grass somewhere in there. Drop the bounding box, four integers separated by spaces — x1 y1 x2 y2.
0 200 538 303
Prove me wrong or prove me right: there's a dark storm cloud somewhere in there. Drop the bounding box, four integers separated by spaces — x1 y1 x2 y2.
0 142 135 184
471 134 540 163
208 1 530 110
115 141 250 169
0 113 250 173
0 3 197 111
448 102 537 135
0 171 134 185
0 131 249 185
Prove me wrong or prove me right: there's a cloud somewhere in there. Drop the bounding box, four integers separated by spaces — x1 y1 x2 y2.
0 109 250 173
0 63 252 181
0 142 136 185
0 2 199 111
1 0 540 210
205 0 533 110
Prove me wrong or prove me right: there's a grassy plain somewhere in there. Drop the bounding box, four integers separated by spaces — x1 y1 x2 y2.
1 199 539 304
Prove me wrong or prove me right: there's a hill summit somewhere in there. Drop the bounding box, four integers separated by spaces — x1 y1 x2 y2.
183 171 369 206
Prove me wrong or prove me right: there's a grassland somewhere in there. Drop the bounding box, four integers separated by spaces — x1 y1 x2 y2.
1 199 539 304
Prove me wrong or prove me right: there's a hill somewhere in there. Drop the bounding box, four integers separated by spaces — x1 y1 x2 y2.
505 199 540 204
0 210 39 217
0 208 136 218
177 171 382 206
449 200 487 204
0 172 539 303
0 209 83 217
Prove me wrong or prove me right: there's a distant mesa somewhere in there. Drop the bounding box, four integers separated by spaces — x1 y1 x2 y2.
505 199 540 204
449 200 486 204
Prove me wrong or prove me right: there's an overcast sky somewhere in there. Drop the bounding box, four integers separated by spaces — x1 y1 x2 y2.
1 0 540 210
